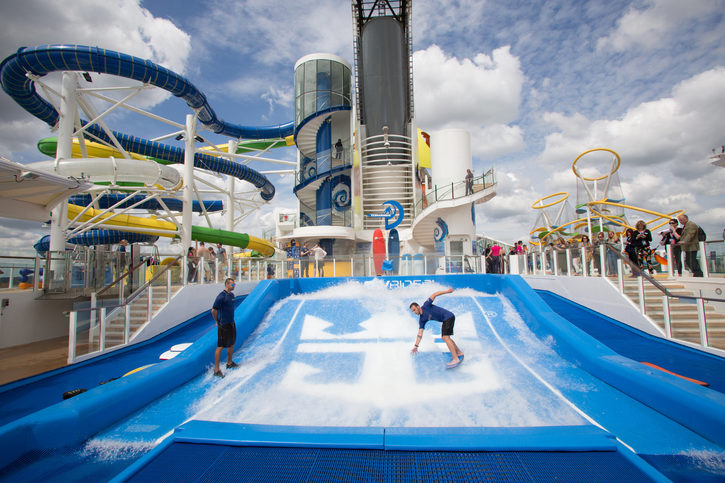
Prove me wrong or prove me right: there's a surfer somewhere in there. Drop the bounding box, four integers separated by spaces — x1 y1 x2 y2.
409 288 464 368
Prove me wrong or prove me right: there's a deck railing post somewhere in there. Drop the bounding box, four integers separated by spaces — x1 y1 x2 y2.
33 255 40 297
662 296 672 338
183 255 188 286
665 245 674 278
100 307 107 352
699 241 709 278
617 258 624 293
124 304 131 344
599 244 606 278
68 311 77 364
147 285 153 323
637 275 646 314
119 272 124 303
696 293 709 347
566 249 572 276
89 292 97 342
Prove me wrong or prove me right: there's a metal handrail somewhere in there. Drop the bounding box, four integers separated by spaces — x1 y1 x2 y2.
96 257 149 297
415 170 495 212
124 256 182 306
70 256 182 314
67 255 183 362
607 246 725 303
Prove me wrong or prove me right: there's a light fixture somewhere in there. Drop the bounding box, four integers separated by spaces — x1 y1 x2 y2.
175 134 184 141
82 72 92 82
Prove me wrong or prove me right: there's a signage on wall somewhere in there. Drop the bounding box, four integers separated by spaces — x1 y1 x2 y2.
365 200 404 230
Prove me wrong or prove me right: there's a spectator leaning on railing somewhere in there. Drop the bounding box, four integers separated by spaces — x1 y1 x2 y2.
677 214 703 277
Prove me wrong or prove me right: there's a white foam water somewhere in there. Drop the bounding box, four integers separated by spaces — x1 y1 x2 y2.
188 279 587 428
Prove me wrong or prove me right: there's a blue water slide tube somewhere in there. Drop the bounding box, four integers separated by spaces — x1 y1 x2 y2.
81 122 276 200
67 194 223 213
33 231 158 253
0 45 295 200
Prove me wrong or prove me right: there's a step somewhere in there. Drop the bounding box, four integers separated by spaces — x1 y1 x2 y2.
622 287 696 297
650 318 725 328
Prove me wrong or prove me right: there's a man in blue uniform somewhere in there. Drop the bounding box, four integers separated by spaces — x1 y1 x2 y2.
212 277 238 377
409 287 464 368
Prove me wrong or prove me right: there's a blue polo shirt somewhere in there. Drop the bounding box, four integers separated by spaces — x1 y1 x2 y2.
418 298 454 329
212 290 235 325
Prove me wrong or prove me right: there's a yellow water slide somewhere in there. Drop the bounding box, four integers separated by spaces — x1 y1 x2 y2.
67 204 275 256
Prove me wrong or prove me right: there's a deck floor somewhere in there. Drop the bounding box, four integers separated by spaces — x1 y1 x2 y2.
0 336 68 386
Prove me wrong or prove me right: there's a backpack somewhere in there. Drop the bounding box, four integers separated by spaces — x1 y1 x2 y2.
697 226 707 242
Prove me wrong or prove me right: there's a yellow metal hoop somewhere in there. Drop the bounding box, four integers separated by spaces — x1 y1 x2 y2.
572 148 621 182
531 192 569 210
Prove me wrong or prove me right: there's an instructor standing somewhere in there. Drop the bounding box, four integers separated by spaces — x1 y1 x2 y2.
212 278 239 378
410 288 464 368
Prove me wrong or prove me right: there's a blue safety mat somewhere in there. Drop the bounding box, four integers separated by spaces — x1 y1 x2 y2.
0 297 245 426
127 443 656 482
536 290 725 394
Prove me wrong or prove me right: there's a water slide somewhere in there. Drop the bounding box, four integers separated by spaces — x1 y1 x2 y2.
67 194 223 214
0 44 296 200
1 45 293 253
1 275 724 480
37 135 296 165
64 204 275 255
26 158 182 190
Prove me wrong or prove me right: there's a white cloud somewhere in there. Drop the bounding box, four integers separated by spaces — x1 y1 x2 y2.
413 45 525 160
413 0 489 46
0 0 189 71
192 0 353 66
469 124 525 159
598 0 722 52
540 67 725 174
483 65 725 241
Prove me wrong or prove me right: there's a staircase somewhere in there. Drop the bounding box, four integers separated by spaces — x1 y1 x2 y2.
95 283 183 349
621 278 725 350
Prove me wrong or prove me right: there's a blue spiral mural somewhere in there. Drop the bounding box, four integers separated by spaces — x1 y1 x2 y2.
434 217 449 242
332 174 351 211
302 157 316 181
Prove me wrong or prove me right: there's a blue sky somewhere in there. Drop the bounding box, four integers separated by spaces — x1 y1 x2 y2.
0 0 724 254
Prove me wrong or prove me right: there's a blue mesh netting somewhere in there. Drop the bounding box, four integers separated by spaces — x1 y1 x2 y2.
127 443 657 482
